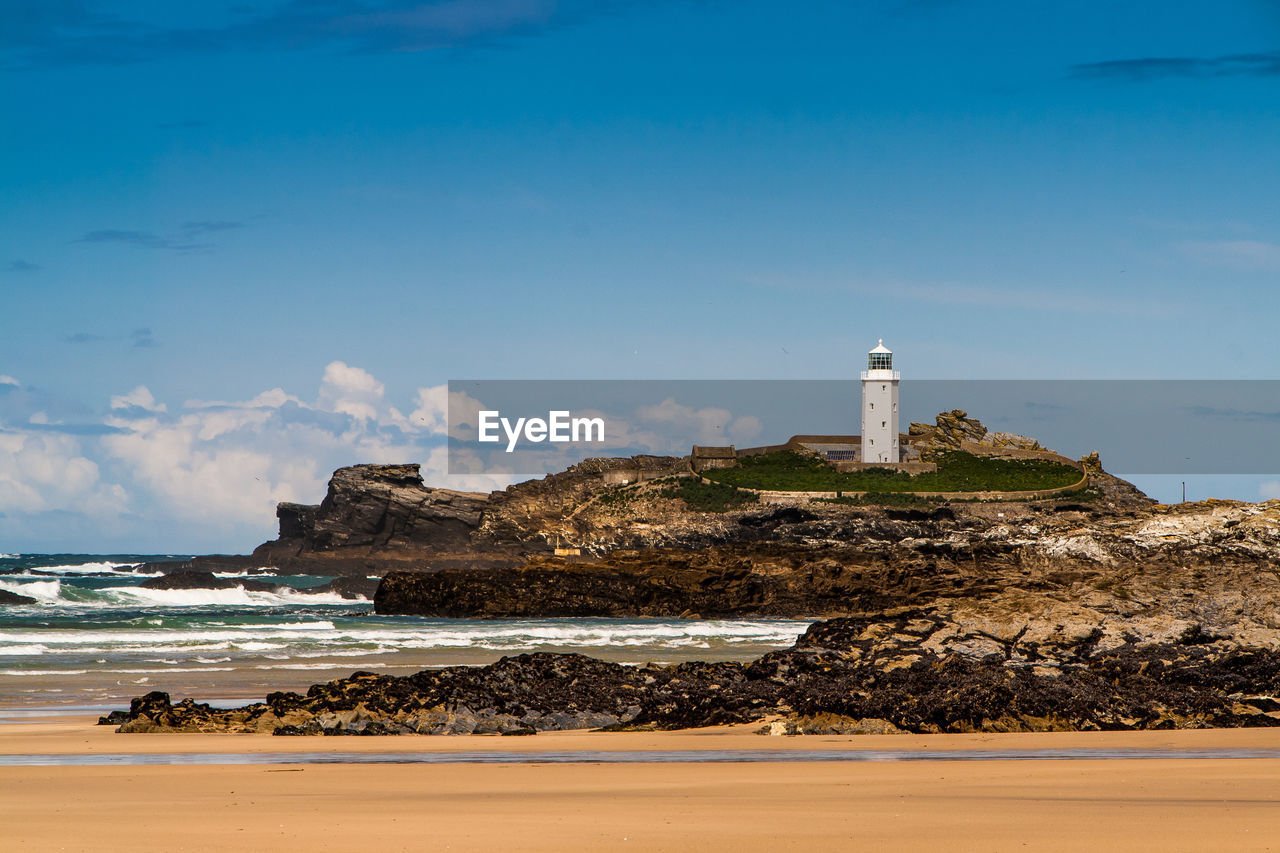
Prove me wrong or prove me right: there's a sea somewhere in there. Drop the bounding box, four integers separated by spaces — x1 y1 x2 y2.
0 554 813 721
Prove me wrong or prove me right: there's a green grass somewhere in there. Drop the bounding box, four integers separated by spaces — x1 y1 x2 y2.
703 450 1081 494
595 486 639 508
816 492 945 508
661 478 759 512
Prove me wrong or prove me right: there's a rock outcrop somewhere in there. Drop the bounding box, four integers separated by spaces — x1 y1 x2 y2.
138 571 281 593
0 589 37 605
102 607 1280 735
101 440 1280 736
137 456 687 578
909 409 1044 459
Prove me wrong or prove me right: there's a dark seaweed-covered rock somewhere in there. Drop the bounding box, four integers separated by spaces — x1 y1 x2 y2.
139 571 279 592
0 589 37 605
104 609 1280 736
305 575 380 599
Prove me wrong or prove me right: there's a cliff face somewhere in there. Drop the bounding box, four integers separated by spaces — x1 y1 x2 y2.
141 455 691 576
374 499 1280 652
249 464 500 572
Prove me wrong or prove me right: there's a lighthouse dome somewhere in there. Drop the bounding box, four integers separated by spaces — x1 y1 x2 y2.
867 339 893 371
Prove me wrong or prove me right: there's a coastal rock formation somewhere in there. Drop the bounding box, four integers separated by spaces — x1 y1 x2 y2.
0 589 37 605
909 410 1044 459
137 456 686 578
133 569 375 599
138 571 280 592
104 419 1280 736
102 607 1280 735
375 494 1280 630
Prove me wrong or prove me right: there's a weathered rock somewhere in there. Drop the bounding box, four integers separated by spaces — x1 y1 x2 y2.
0 589 37 605
138 571 279 592
306 575 380 599
104 608 1280 735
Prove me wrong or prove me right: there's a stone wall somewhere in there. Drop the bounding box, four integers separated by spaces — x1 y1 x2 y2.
601 468 670 485
729 469 1090 504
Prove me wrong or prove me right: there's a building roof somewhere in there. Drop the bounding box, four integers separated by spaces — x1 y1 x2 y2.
869 338 892 354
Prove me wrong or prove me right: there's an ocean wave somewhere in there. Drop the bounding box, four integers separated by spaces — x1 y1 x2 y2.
9 562 135 575
211 568 280 578
0 579 368 609
256 620 336 631
229 641 288 651
0 669 89 677
254 662 377 670
0 619 808 649
0 578 63 602
109 587 365 608
0 644 48 656
102 667 239 674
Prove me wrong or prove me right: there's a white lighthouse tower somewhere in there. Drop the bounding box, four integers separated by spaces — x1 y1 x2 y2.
860 339 900 463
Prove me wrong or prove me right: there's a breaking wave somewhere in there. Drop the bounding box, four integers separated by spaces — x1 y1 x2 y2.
0 578 364 609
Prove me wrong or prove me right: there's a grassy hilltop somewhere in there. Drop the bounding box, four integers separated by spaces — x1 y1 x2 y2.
700 449 1082 494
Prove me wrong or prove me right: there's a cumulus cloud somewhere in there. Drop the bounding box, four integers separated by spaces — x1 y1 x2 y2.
0 362 511 551
110 385 168 414
0 375 18 387
635 398 762 446
0 431 126 518
318 360 387 421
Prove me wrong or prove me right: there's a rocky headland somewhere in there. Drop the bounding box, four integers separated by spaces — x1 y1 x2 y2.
112 417 1280 734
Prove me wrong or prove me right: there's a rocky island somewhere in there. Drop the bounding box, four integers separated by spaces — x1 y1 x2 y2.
114 412 1280 735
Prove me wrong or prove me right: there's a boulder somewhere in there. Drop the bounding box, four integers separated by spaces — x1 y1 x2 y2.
138 571 279 592
0 589 37 605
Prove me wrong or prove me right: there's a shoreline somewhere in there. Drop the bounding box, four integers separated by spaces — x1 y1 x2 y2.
5 716 1280 755
3 722 1279 852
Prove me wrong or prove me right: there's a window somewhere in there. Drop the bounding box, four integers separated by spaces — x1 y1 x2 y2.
881 421 886 428
869 402 874 410
868 353 893 370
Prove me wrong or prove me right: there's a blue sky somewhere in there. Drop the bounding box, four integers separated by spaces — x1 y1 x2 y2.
1 0 1279 551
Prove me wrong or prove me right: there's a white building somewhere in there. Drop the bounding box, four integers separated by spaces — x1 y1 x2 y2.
860 339 900 463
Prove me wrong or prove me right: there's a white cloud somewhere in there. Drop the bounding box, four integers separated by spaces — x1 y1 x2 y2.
728 415 764 443
184 388 301 410
0 431 126 518
406 385 491 439
408 384 449 434
0 375 18 387
635 398 761 446
318 361 386 421
110 385 167 413
0 362 518 550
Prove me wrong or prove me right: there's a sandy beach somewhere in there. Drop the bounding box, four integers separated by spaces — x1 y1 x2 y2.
4 721 1279 852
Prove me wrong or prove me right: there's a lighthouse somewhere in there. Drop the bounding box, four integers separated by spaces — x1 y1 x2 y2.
860 339 900 463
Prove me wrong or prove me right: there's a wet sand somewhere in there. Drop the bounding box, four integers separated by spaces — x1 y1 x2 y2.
4 721 1279 851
